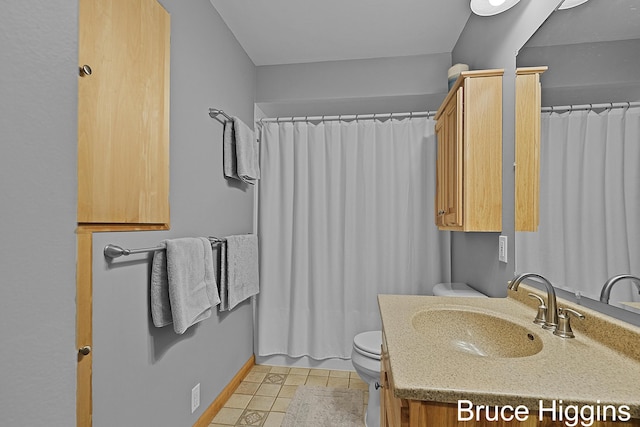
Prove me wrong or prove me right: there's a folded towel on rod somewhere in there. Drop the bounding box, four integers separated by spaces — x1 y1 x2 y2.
219 234 259 311
223 116 260 184
150 237 220 334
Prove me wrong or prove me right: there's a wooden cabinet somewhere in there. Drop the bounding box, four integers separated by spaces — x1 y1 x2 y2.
515 66 547 232
434 69 503 232
78 0 170 227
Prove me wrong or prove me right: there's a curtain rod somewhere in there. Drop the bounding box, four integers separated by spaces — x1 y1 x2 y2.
259 110 436 124
541 101 640 113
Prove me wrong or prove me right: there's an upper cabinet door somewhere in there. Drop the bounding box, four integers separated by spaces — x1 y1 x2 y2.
78 0 170 226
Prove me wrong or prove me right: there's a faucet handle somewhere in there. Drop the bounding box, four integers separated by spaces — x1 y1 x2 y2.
553 307 585 339
527 293 547 326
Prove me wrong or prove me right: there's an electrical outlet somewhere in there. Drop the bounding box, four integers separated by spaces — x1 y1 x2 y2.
498 235 508 263
191 383 200 414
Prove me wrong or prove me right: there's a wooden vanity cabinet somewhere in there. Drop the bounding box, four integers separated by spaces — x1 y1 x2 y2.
515 66 547 232
434 69 503 232
78 0 170 227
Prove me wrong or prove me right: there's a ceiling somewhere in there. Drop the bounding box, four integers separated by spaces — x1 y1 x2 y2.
209 0 471 66
210 0 640 66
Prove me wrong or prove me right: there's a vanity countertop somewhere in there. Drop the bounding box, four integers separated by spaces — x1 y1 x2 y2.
378 289 640 417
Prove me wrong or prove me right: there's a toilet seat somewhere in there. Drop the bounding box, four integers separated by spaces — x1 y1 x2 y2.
353 331 381 361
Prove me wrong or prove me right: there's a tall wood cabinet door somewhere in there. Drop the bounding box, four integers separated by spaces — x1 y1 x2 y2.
515 67 547 232
78 0 170 225
435 87 463 228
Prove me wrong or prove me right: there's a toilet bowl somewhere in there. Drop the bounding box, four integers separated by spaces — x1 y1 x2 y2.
351 283 486 427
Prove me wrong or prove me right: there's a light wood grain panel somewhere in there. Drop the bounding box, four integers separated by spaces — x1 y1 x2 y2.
515 67 547 232
78 0 170 225
463 74 502 232
388 399 640 426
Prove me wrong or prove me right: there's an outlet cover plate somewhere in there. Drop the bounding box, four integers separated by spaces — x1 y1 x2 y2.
191 383 200 413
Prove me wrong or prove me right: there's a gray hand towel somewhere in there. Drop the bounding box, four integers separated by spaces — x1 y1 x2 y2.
232 117 260 184
223 120 238 180
222 117 259 184
151 245 172 327
219 234 259 311
150 237 220 334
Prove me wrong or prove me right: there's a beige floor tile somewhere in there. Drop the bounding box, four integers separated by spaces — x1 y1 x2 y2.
244 371 267 383
278 384 299 398
349 378 369 390
250 365 272 373
209 424 232 427
327 377 350 388
235 381 260 395
288 367 310 376
307 368 330 377
283 374 307 386
271 397 291 412
269 366 290 374
256 383 281 397
349 371 361 378
305 375 328 386
329 369 351 378
262 372 286 385
247 395 276 411
263 411 286 427
224 393 252 409
211 407 244 425
236 409 269 426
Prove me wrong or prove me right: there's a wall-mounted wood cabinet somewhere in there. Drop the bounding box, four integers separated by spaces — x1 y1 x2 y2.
78 0 170 227
434 69 503 232
515 66 547 232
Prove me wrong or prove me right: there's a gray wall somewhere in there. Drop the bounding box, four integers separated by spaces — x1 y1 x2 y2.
91 1 256 426
256 53 452 117
518 38 640 105
2 0 255 426
449 0 563 297
1 1 78 426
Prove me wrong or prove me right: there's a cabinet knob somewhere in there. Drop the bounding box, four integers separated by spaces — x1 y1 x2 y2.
78 346 92 356
79 65 92 76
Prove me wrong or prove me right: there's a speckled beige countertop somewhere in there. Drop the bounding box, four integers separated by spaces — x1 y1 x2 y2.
378 286 640 417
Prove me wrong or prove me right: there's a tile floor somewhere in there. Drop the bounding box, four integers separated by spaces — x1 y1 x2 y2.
209 364 369 427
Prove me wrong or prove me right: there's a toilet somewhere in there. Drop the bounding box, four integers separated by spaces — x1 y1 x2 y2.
351 283 487 427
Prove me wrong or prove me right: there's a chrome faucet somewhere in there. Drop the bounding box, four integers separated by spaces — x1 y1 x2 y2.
508 273 558 330
599 274 640 304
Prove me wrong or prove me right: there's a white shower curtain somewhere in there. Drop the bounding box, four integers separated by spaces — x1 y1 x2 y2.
517 106 640 305
257 117 450 359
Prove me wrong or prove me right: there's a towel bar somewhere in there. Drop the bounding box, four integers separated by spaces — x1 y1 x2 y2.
209 108 232 122
104 237 226 259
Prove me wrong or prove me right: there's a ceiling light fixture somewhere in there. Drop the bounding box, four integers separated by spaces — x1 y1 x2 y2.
557 0 590 10
470 0 521 16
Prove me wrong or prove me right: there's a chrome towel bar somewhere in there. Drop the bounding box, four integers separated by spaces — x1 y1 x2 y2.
209 108 232 122
104 237 226 259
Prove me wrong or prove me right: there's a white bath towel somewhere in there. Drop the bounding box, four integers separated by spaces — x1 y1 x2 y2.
223 117 260 184
150 237 220 334
219 234 259 311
